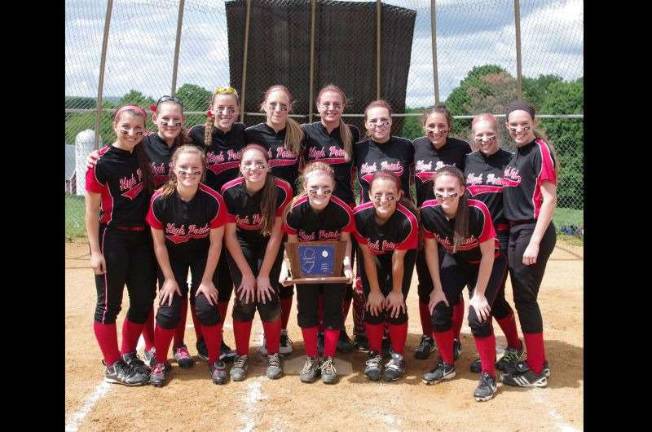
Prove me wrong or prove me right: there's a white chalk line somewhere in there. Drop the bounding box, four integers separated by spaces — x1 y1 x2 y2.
65 380 112 432
531 390 580 432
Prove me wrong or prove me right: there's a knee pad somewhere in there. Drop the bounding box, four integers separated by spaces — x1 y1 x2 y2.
194 294 220 326
431 303 452 332
259 299 281 322
491 297 513 320
232 301 256 322
468 308 493 338
126 302 153 324
387 311 408 326
364 311 385 326
156 302 180 329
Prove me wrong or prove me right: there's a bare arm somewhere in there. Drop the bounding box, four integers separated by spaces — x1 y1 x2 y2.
225 223 256 303
360 243 384 316
424 237 449 312
523 181 557 265
257 217 285 303
85 191 105 274
469 239 495 322
196 226 225 306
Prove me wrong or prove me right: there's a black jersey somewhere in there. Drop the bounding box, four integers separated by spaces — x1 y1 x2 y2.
413 136 472 206
146 184 228 255
354 136 414 203
284 194 355 241
188 123 247 193
142 133 175 188
301 122 360 205
464 148 513 232
502 138 557 221
220 176 293 245
353 202 418 255
85 145 150 228
245 123 301 192
421 198 497 263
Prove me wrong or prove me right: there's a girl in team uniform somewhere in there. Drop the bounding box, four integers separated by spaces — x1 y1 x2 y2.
500 101 557 388
245 85 304 355
85 105 157 386
412 105 472 361
420 166 504 402
187 86 247 363
283 162 354 384
146 145 229 386
301 84 362 353
464 114 524 374
353 171 418 382
220 144 293 381
86 96 197 369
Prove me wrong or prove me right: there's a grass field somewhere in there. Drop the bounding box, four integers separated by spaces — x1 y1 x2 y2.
66 194 583 242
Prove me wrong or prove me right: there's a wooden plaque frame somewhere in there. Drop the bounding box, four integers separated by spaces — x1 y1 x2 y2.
282 240 350 286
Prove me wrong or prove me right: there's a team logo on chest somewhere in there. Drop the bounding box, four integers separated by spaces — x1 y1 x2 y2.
165 223 211 244
207 149 242 174
415 160 450 183
236 213 263 229
366 239 397 254
119 170 144 200
502 167 522 187
360 161 404 184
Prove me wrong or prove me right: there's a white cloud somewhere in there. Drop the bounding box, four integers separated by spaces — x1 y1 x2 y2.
66 0 582 110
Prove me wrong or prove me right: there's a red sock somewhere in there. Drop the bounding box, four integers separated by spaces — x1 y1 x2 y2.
120 319 144 354
419 301 433 336
142 310 155 351
452 298 464 340
301 326 319 357
341 295 352 323
173 300 188 348
233 320 253 356
474 335 497 377
190 305 202 342
217 301 229 325
201 323 223 364
280 297 293 330
365 323 384 353
388 322 408 354
154 325 175 363
324 329 340 357
432 329 455 364
262 319 282 355
93 322 121 366
495 313 522 350
317 294 325 332
524 332 545 374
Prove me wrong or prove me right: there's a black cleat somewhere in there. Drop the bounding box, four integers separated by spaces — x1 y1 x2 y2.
422 359 456 385
496 345 527 374
469 357 482 373
196 338 209 361
502 362 548 388
149 362 169 387
364 351 383 381
354 333 369 352
383 352 406 382
414 335 436 360
219 340 237 363
105 359 149 386
453 338 462 361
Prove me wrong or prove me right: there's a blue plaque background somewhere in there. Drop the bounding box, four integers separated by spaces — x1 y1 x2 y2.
298 244 336 276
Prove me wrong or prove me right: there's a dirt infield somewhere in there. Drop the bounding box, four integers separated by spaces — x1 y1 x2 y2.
65 240 583 432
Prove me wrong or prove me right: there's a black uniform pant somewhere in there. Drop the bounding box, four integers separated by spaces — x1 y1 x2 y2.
94 226 156 324
226 239 284 322
155 250 221 330
431 252 508 338
359 249 417 325
507 222 556 333
213 247 234 303
488 231 513 320
297 283 345 330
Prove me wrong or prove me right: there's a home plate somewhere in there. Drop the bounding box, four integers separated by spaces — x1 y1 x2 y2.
283 356 353 375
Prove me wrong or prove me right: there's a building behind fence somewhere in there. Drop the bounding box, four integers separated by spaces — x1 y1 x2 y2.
65 0 583 237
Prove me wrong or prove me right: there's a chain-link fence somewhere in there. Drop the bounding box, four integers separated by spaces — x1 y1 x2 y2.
65 0 583 239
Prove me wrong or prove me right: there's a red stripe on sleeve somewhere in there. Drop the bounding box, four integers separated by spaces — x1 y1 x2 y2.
85 165 105 194
275 178 294 217
536 139 557 185
200 184 228 229
146 192 164 229
396 204 418 250
469 200 496 243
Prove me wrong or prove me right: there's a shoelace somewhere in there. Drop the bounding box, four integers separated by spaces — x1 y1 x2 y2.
234 356 248 368
301 358 319 374
176 346 191 358
268 354 281 368
365 354 382 367
152 363 166 375
321 358 336 374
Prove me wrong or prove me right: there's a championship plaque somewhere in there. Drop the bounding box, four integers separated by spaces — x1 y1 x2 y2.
282 240 351 286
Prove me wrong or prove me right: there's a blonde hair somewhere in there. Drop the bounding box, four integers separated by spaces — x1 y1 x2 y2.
204 86 240 147
260 85 304 155
316 84 353 161
159 145 207 198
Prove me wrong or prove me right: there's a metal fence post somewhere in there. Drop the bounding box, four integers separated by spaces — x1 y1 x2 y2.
430 0 439 105
376 0 382 100
170 0 186 96
308 0 317 124
94 0 114 150
240 0 252 125
513 0 523 99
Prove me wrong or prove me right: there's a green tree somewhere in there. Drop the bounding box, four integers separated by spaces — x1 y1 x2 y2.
175 83 212 112
119 90 155 107
523 74 563 110
400 107 426 140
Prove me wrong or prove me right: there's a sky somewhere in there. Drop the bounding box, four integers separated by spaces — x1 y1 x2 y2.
65 0 583 109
